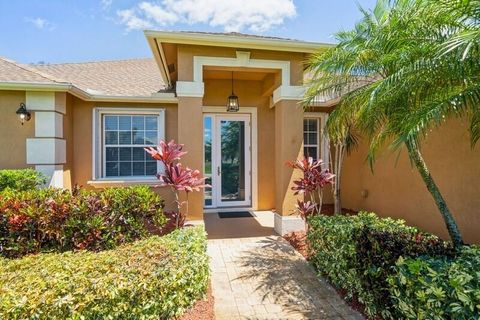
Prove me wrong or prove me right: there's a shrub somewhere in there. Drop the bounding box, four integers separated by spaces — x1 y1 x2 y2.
356 224 453 318
0 227 209 319
307 212 453 318
388 246 480 319
0 169 46 192
0 186 165 258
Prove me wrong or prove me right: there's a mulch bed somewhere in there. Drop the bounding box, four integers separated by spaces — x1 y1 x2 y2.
283 205 374 319
179 282 215 320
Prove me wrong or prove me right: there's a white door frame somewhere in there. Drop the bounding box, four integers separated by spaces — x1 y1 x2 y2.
203 106 258 210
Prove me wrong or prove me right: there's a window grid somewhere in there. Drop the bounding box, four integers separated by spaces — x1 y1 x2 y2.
304 118 320 160
103 115 159 178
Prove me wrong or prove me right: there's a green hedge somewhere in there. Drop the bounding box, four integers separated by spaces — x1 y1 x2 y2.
0 227 209 319
0 169 46 192
0 186 165 258
388 246 480 319
307 212 453 318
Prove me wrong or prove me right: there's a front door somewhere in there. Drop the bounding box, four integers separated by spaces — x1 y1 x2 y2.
204 114 251 208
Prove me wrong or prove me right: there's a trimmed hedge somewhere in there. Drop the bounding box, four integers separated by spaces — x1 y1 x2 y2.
388 246 480 319
0 186 165 258
0 227 209 320
307 212 453 318
0 169 46 192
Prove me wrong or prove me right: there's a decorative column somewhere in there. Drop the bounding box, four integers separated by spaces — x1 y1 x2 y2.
177 82 205 220
26 92 66 188
273 98 305 235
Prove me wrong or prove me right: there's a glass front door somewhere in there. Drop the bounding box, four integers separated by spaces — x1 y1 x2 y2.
204 114 251 208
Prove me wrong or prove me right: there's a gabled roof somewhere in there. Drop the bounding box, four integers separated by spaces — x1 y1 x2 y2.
145 30 332 54
32 58 167 97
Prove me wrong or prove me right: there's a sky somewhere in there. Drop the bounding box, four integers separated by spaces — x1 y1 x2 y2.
0 0 377 64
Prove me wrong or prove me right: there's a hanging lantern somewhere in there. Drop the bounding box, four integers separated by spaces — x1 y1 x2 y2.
226 71 239 112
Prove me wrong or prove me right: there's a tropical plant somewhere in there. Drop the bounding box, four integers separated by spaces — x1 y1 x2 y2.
326 121 358 214
308 212 453 318
0 169 46 192
145 140 209 228
0 227 209 319
303 0 479 248
0 186 165 258
287 157 334 223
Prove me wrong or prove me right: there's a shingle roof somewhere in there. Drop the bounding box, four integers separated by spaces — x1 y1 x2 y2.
0 57 59 84
32 58 166 96
176 30 301 42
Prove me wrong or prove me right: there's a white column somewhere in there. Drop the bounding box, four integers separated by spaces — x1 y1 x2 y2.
26 92 66 188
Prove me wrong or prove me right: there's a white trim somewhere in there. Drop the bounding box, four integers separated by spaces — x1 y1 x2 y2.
272 85 305 105
26 138 66 165
274 212 306 235
212 114 251 207
0 82 178 104
144 30 332 54
91 107 165 182
176 81 205 97
35 111 63 138
178 52 305 103
303 117 320 160
202 106 258 210
35 164 64 188
87 178 160 188
305 112 330 168
194 51 291 85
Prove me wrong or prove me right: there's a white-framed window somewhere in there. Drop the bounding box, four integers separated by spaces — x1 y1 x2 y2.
304 118 320 160
92 108 165 180
304 113 330 166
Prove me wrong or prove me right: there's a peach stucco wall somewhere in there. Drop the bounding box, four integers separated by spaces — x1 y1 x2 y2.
341 117 480 243
176 44 306 86
0 91 34 169
70 97 179 210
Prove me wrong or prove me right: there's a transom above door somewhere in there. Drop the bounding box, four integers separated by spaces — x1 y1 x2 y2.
204 114 252 208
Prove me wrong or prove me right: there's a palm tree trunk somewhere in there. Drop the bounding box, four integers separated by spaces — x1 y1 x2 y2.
405 140 464 248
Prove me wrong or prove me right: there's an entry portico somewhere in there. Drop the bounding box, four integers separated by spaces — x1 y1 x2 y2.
146 31 331 234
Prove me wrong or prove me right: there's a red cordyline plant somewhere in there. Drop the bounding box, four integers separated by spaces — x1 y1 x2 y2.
145 140 209 228
287 157 334 226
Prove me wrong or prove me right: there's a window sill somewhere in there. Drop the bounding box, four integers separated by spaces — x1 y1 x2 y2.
87 179 161 188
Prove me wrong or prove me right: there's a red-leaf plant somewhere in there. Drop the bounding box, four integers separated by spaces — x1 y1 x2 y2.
287 157 334 225
145 140 209 228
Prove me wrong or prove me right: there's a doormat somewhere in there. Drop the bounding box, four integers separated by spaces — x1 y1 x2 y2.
218 211 254 218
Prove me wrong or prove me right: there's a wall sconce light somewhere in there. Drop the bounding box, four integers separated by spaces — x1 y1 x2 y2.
16 103 31 125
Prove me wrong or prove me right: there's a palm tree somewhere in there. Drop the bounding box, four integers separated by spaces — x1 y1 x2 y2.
304 0 479 248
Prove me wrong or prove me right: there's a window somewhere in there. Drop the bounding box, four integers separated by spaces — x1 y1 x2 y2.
304 118 320 160
303 113 330 165
93 109 165 180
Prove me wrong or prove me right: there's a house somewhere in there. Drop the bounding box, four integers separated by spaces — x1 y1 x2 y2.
0 31 479 243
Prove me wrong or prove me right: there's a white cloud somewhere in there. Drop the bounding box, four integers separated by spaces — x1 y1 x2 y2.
117 0 296 32
26 17 55 30
118 9 153 30
101 0 113 9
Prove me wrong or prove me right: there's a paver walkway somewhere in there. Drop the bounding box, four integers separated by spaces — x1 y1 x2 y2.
206 212 364 320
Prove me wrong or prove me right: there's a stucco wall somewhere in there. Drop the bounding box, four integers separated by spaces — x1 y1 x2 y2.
177 44 306 85
70 97 179 210
0 90 34 169
341 117 480 244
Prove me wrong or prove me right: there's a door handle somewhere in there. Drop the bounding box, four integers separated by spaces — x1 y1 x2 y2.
217 166 221 176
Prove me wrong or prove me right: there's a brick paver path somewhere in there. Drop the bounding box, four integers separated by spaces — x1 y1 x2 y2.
208 235 364 320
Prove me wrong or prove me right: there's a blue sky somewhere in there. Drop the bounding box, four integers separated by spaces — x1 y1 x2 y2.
0 0 376 64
